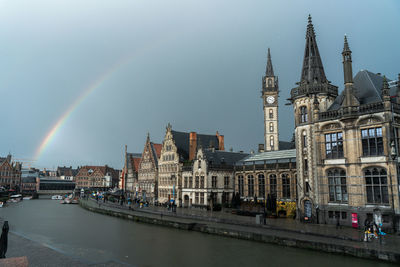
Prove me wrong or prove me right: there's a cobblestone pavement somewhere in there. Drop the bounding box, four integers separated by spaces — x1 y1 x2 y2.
5 231 131 267
90 198 400 254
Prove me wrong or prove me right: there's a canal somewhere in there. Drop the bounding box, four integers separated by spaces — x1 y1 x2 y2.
0 199 396 266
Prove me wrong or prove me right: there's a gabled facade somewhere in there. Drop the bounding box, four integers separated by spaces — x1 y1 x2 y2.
75 165 119 189
182 147 248 208
122 148 142 193
289 16 400 229
0 154 22 191
137 134 162 203
158 124 225 206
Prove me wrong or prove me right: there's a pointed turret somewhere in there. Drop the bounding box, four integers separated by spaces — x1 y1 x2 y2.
382 76 390 101
341 35 359 108
266 48 274 77
289 15 338 111
300 15 327 84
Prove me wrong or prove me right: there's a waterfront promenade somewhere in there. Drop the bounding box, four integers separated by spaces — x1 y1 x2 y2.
81 198 400 264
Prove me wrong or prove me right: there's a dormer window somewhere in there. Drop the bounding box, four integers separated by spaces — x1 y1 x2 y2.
88 169 94 174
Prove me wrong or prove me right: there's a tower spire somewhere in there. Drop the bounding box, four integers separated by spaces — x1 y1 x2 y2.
341 35 359 108
300 15 327 83
266 48 274 77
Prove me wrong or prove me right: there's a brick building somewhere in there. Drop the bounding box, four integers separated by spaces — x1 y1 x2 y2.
75 165 119 189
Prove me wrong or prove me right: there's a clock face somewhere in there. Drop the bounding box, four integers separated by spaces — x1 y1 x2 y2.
266 96 275 104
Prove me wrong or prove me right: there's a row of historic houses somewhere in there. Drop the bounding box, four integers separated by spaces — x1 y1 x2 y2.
121 16 400 231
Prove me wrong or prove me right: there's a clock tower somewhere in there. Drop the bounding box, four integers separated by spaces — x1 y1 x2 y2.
262 48 279 151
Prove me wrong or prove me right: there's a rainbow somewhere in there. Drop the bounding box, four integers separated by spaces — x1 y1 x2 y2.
34 37 171 161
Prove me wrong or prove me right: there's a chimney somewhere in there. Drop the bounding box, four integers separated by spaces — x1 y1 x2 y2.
258 144 265 153
216 131 225 150
189 132 197 161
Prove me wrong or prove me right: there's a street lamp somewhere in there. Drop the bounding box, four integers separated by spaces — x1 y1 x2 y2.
389 141 397 232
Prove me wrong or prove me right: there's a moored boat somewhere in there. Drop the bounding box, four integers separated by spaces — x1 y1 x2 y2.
51 195 63 200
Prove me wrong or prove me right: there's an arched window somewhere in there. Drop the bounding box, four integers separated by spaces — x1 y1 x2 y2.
247 175 254 197
269 122 274 132
300 106 308 123
268 78 272 87
238 175 244 197
327 169 348 203
269 174 277 197
258 174 265 197
269 109 273 119
365 167 388 204
281 174 291 198
270 136 274 148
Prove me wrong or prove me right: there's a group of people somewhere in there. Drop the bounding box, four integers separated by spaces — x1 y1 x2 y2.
364 218 386 242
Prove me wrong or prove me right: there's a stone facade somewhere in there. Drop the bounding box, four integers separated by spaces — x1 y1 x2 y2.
137 134 162 203
263 48 279 151
289 16 400 229
122 149 141 194
158 124 224 206
234 150 297 204
181 147 248 208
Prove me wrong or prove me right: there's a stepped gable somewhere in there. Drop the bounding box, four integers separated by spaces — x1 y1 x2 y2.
328 70 397 111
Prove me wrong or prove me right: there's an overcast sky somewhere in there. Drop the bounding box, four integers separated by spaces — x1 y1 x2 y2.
0 0 399 169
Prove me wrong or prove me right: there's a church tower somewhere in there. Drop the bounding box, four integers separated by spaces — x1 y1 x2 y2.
262 48 279 151
289 15 338 219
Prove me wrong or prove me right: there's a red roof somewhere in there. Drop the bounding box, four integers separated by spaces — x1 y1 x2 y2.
152 143 162 159
132 157 141 171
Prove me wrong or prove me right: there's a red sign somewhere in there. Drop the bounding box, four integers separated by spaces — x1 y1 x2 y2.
351 213 358 228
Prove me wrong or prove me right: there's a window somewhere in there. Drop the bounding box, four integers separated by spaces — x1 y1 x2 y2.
184 177 188 188
212 176 217 188
365 167 389 204
269 109 273 119
258 174 265 197
247 175 254 197
361 127 383 156
341 212 347 220
325 132 343 159
269 174 277 197
282 174 291 198
224 176 229 189
270 136 274 148
200 176 204 188
189 176 193 188
302 131 307 148
327 169 348 203
269 123 274 132
238 175 244 196
195 176 199 189
268 78 272 87
211 192 217 204
200 193 204 204
328 211 334 219
195 192 199 204
300 106 308 123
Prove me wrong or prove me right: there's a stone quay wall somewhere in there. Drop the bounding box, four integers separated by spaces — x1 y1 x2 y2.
79 199 400 264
